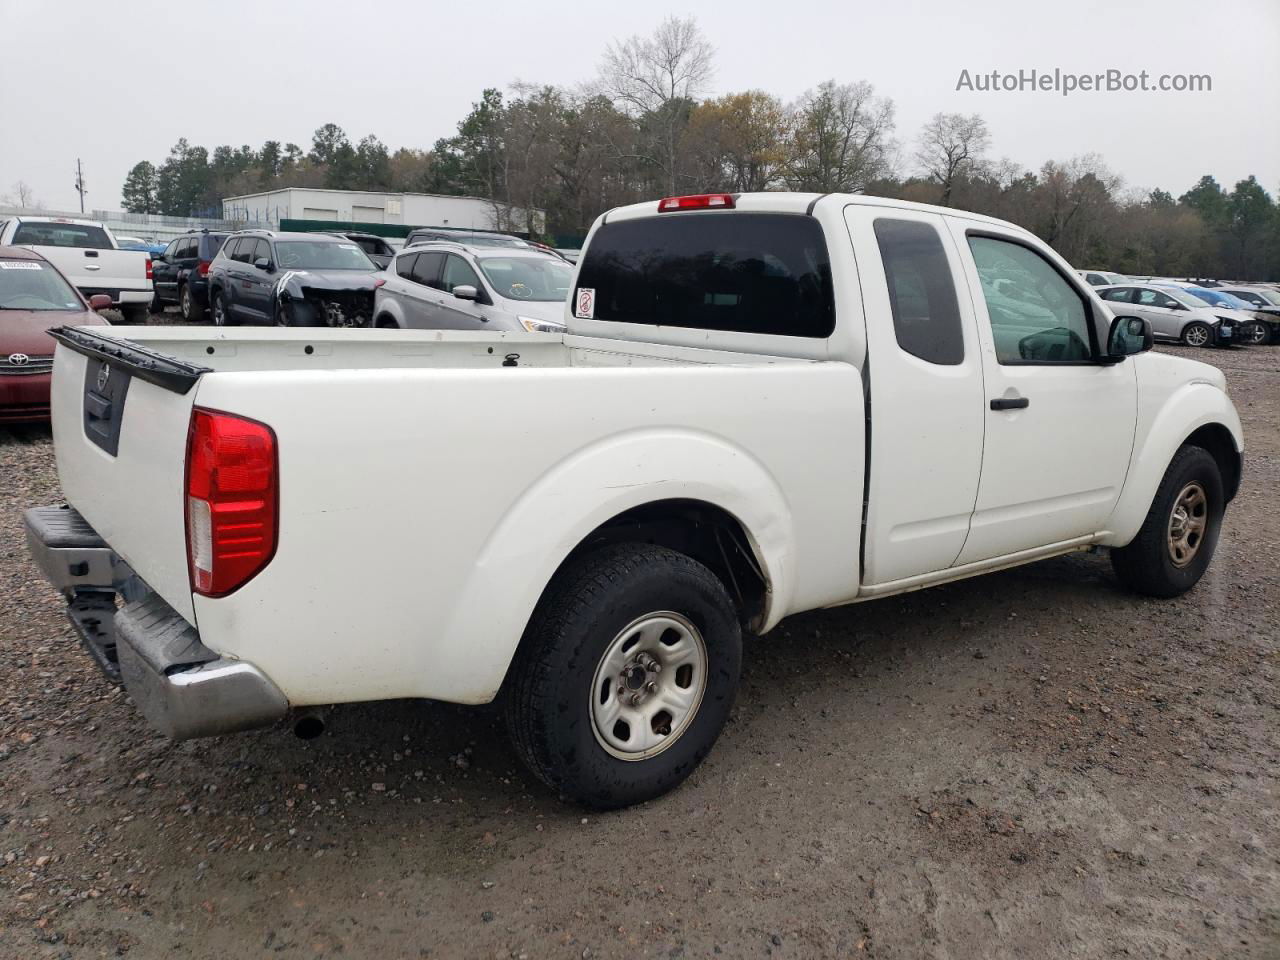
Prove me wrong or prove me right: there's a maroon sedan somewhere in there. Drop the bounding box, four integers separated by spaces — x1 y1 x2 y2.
1 246 112 423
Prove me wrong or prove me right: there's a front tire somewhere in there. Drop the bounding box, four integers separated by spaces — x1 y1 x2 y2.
1111 445 1224 598
1181 322 1212 347
504 543 742 809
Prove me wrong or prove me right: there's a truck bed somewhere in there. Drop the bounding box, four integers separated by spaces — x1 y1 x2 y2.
47 325 865 707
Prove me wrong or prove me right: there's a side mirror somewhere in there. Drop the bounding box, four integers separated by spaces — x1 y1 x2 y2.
1108 315 1153 357
254 257 273 272
452 284 478 301
88 294 113 312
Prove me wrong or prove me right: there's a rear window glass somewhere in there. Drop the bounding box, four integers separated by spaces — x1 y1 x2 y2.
202 234 228 256
12 222 112 249
574 213 835 337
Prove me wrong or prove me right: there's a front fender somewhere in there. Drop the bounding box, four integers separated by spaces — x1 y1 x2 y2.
1101 380 1243 546
432 428 795 703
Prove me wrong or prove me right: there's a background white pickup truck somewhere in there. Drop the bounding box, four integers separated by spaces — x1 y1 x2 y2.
0 215 153 323
25 192 1243 809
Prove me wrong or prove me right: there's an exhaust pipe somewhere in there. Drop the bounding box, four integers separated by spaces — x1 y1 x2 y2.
292 706 328 740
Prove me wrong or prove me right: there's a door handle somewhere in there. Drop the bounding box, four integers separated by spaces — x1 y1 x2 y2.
991 396 1030 411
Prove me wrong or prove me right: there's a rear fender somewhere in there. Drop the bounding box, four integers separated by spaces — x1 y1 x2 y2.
433 428 794 703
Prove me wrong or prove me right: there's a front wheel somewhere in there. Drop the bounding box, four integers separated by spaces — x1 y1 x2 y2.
504 543 742 809
1181 322 1212 347
1111 445 1224 598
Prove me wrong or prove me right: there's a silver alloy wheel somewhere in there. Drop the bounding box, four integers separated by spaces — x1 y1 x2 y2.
1246 322 1268 345
1167 481 1207 568
1183 324 1209 347
589 611 708 761
212 295 226 326
180 286 192 320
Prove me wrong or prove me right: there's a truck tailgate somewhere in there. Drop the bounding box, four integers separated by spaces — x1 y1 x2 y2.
48 328 208 624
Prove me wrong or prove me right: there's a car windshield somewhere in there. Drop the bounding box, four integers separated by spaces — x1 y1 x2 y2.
1252 288 1280 306
11 222 112 249
0 259 83 310
478 256 574 301
274 241 375 271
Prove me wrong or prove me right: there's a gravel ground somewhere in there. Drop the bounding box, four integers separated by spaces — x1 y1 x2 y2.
0 341 1276 960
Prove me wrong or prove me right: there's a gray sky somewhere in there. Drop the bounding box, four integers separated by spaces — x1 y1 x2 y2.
1 0 1276 212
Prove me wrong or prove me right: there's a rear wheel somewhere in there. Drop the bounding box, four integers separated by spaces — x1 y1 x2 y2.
1181 322 1212 347
180 284 204 323
1242 321 1268 345
504 543 742 809
211 291 233 327
1111 445 1224 598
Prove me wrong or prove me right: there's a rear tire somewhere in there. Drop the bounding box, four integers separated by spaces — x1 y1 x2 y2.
504 542 742 809
1111 445 1224 598
1181 322 1212 347
211 291 233 327
1242 321 1268 345
180 284 205 323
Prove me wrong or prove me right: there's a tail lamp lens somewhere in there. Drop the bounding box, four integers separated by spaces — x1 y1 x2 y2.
197 260 211 277
185 408 278 597
145 257 154 281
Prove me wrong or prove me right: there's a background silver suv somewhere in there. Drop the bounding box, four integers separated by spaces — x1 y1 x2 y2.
374 242 572 332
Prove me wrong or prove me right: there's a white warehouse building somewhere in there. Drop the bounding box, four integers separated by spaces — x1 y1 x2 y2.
221 187 544 235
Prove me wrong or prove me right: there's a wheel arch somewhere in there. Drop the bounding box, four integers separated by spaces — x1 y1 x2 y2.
1101 382 1243 547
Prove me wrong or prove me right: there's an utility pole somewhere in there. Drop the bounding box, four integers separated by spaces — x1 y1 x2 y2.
74 159 87 213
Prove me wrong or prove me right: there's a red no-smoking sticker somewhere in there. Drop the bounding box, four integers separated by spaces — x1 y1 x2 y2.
575 287 595 319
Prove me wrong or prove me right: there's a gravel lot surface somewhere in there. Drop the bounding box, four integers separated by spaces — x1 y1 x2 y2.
1 340 1276 959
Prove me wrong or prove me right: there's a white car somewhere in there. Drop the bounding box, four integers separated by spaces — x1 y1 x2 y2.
374 241 572 332
26 192 1243 809
1076 269 1130 286
0 216 153 323
1095 283 1249 347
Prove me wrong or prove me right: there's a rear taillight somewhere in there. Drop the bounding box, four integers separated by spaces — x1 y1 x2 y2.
373 277 386 288
145 257 153 281
185 408 278 597
657 193 735 212
197 260 211 277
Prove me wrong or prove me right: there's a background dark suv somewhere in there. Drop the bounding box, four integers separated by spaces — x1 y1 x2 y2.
150 230 228 321
206 231 381 326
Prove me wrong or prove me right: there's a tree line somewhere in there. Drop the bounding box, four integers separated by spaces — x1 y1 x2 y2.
119 17 1279 279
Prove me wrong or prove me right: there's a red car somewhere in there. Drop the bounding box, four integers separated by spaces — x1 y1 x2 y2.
1 246 112 423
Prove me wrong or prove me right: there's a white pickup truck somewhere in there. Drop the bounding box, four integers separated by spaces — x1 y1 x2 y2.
25 192 1243 809
0 215 153 323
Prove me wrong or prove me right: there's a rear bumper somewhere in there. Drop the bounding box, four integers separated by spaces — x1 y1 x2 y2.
24 504 288 739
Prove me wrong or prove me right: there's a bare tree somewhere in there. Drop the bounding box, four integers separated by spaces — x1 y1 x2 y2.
599 16 714 194
914 113 990 206
783 81 896 193
5 180 38 209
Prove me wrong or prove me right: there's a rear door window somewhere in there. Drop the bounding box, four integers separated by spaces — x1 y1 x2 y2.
873 218 963 365
574 213 835 337
396 253 419 281
412 252 445 289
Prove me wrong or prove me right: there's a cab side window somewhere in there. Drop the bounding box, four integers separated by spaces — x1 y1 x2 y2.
968 235 1093 364
873 218 963 365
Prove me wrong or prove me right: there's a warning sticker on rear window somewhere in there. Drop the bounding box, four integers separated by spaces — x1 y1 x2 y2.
0 261 43 270
575 287 595 319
